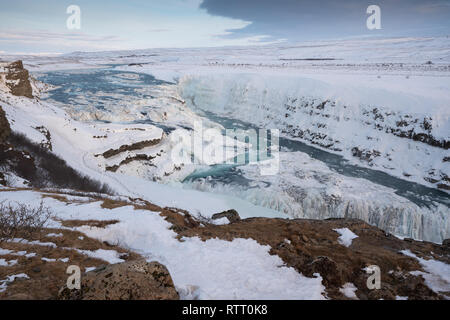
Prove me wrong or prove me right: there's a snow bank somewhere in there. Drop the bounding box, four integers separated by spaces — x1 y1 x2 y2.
401 249 450 296
333 228 359 247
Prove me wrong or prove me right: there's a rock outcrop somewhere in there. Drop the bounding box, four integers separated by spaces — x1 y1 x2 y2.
212 209 241 223
58 259 179 300
0 106 11 144
1 60 33 98
165 208 450 300
100 139 161 159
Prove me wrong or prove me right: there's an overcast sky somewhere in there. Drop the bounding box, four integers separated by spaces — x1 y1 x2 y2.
0 0 449 54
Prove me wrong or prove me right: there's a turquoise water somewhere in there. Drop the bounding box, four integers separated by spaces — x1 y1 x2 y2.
37 68 166 104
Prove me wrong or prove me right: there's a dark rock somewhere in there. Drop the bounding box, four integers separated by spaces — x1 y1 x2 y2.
437 183 450 191
32 267 41 273
212 209 241 223
3 60 33 98
6 293 34 300
306 256 342 288
0 106 11 144
101 138 160 159
367 287 396 300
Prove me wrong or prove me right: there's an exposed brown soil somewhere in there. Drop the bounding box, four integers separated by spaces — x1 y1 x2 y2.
59 219 120 229
34 126 52 151
100 138 161 159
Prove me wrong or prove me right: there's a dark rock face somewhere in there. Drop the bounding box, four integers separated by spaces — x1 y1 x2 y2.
443 239 450 247
3 60 33 98
278 97 449 190
0 106 11 144
105 153 156 172
100 138 161 159
0 142 37 186
351 147 381 164
58 259 179 300
34 126 52 151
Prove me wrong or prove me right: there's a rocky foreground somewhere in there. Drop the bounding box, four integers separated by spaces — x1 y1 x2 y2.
0 189 448 300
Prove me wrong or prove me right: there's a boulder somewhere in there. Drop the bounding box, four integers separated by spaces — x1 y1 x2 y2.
58 259 179 300
0 106 10 144
211 209 241 223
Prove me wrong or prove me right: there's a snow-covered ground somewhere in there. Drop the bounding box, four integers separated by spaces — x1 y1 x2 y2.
1 36 449 243
401 249 450 298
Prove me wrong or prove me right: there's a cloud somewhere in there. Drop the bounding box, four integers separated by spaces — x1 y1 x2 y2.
0 30 125 51
0 30 120 43
200 0 450 41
